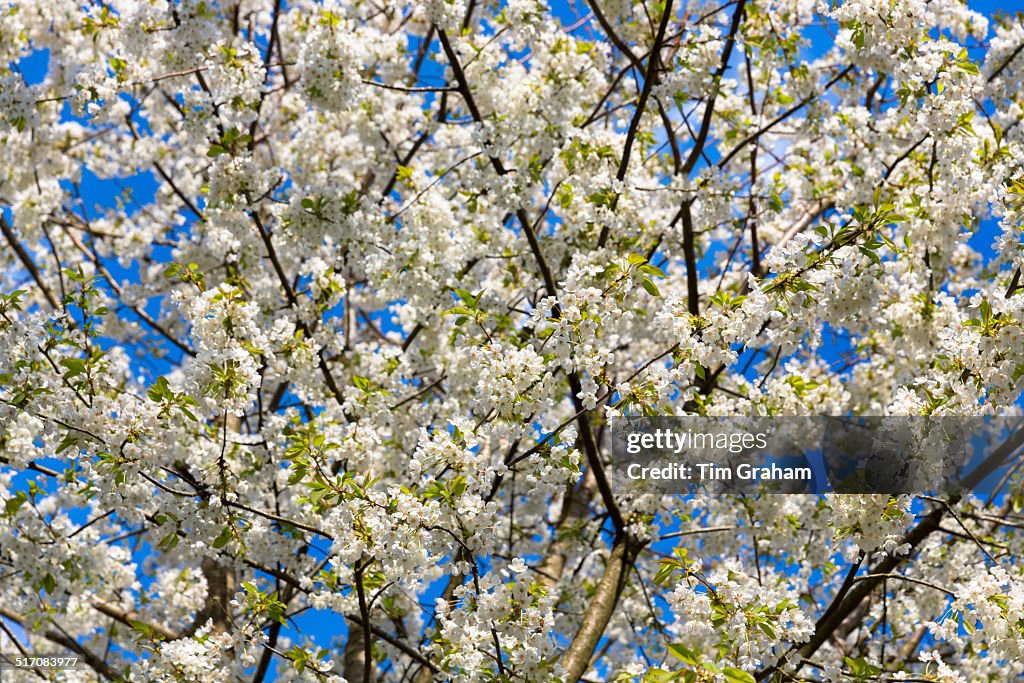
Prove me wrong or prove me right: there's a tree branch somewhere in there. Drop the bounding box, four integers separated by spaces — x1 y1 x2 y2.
560 535 638 683
681 0 747 176
1 214 59 310
597 0 675 247
756 504 945 681
0 606 120 680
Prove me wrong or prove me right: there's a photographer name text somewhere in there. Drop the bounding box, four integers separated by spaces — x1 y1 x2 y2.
625 462 812 482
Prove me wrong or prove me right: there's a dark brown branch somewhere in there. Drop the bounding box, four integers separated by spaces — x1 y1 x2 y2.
60 224 196 357
680 201 700 317
244 194 348 408
346 563 375 683
583 0 645 71
756 504 945 681
681 0 747 176
988 41 1024 82
437 12 626 571
1005 267 1021 299
347 614 440 674
597 0 675 247
1 214 59 310
91 599 180 641
361 79 456 93
718 65 855 169
0 606 120 680
959 427 1024 491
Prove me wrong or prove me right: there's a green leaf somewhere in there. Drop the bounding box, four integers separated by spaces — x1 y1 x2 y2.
843 656 882 679
285 645 309 673
667 643 700 666
557 184 573 209
450 476 467 498
653 557 683 585
643 668 677 683
158 531 179 550
639 263 668 279
454 288 476 304
859 245 881 266
722 667 755 683
56 431 79 453
212 525 233 549
642 277 661 297
147 375 172 402
129 619 153 637
60 357 88 379
5 491 27 516
955 58 979 75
